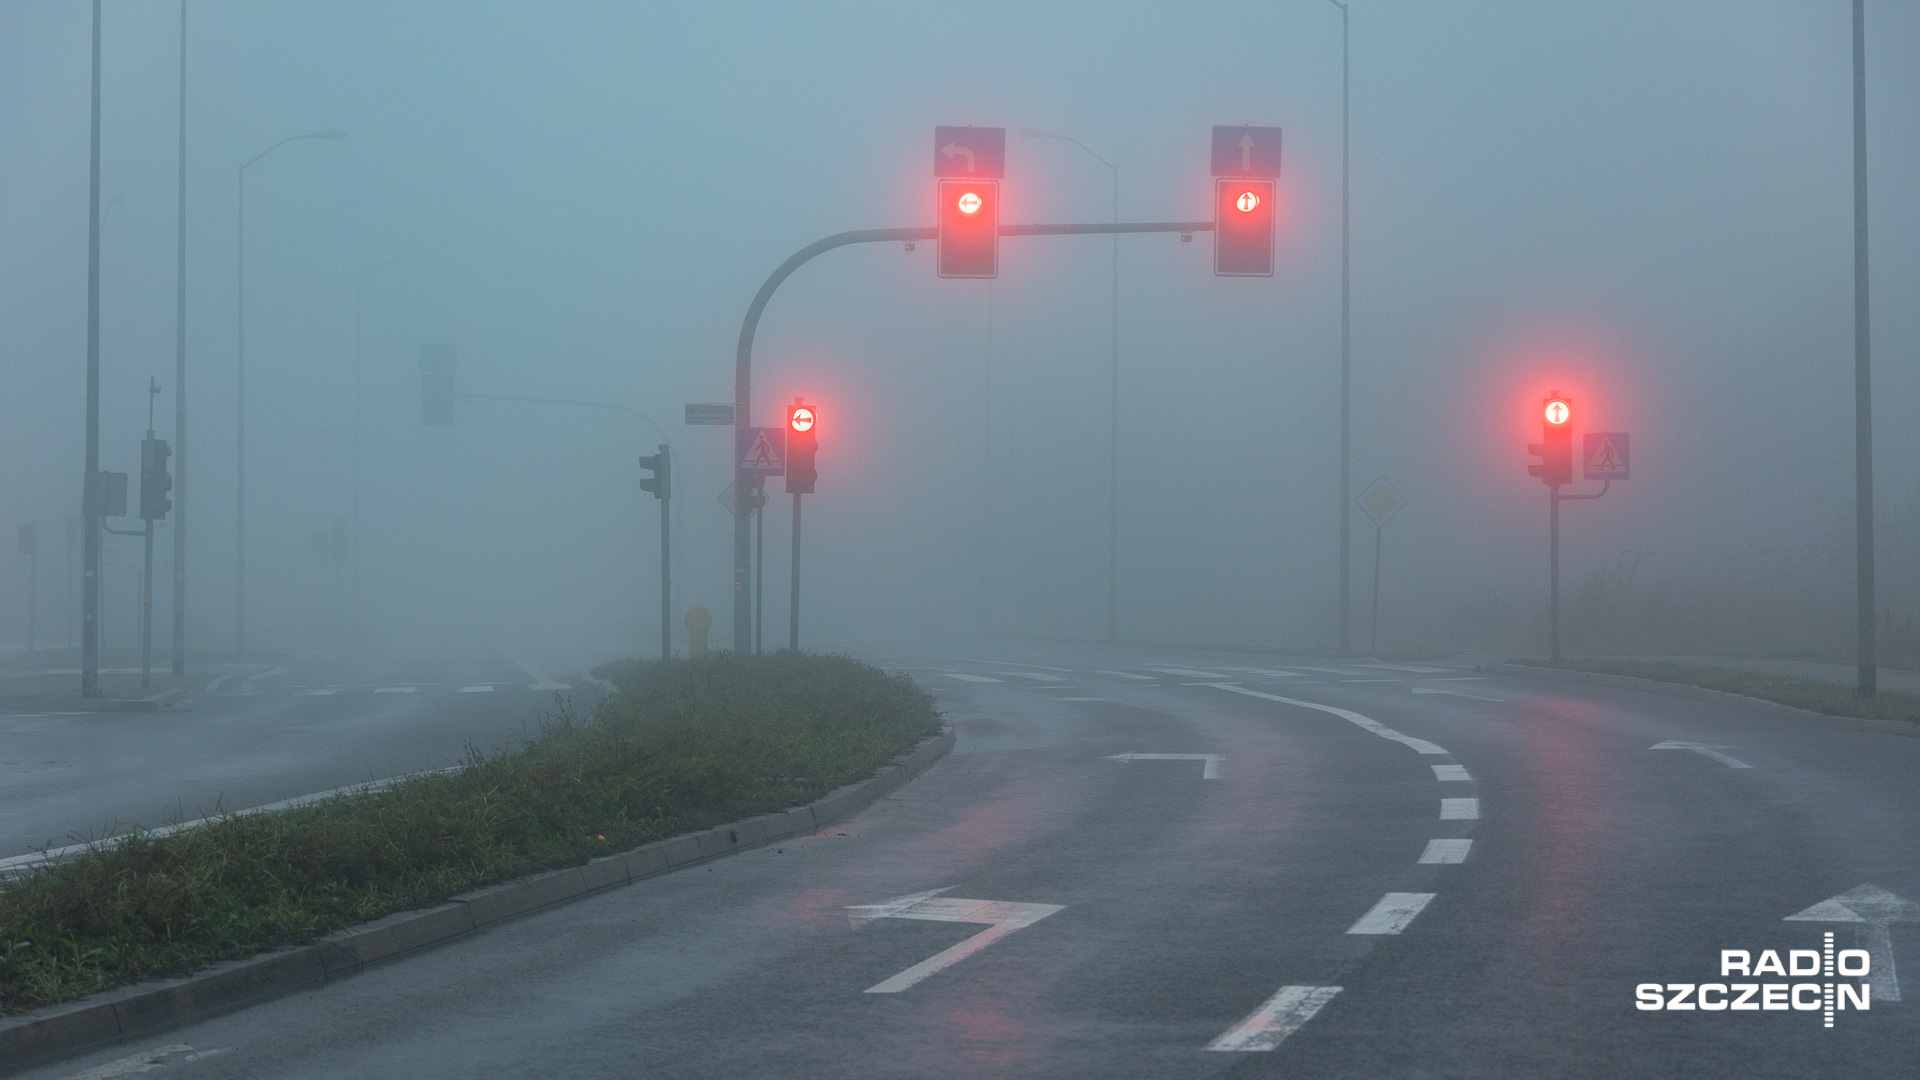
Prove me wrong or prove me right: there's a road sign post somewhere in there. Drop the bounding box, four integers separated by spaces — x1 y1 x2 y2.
786 401 816 651
1355 478 1404 653
1524 395 1626 659
639 446 671 661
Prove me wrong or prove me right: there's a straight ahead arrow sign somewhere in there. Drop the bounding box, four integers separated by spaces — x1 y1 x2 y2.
1785 883 1920 1002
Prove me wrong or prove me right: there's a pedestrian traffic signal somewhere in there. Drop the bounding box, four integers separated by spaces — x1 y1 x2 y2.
938 179 999 278
1214 178 1276 277
786 400 817 494
638 445 671 501
1527 394 1573 487
140 437 173 521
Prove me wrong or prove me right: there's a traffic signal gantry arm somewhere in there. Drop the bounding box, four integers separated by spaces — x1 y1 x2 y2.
729 218 1219 654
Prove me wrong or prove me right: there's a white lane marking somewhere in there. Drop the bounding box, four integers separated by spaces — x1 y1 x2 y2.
296 688 340 696
457 685 495 693
1289 665 1374 676
1412 687 1507 702
1431 764 1472 781
1431 676 1487 681
1419 839 1473 864
1218 667 1309 677
59 1043 194 1079
1205 985 1343 1052
1103 752 1224 779
848 890 1065 993
1440 797 1480 820
1000 671 1067 682
1093 670 1155 680
937 672 1003 683
1365 663 1451 673
1206 684 1449 755
1649 741 1751 769
496 641 570 690
1347 892 1436 935
1144 666 1231 679
1784 883 1920 1002
373 686 417 694
1058 696 1108 702
1341 678 1399 683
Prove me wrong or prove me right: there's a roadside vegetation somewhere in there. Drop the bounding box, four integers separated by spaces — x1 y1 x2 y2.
1514 657 1920 725
0 652 941 1016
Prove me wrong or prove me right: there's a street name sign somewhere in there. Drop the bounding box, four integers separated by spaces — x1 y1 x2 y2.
1211 125 1283 177
1356 477 1406 527
737 426 786 476
684 403 734 425
934 126 1006 178
1583 432 1629 480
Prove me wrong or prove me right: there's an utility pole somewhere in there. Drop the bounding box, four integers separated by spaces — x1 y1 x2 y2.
1852 0 1877 697
1330 0 1353 653
81 0 103 697
141 378 160 688
171 0 188 676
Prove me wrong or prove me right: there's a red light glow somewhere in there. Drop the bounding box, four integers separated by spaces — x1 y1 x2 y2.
789 405 815 433
957 191 982 215
1544 399 1570 426
1235 190 1260 213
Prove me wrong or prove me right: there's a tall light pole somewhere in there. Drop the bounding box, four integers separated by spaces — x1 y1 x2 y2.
1015 128 1120 641
171 0 187 676
353 255 427 639
235 127 344 656
1328 0 1352 653
1851 0 1876 696
81 0 102 696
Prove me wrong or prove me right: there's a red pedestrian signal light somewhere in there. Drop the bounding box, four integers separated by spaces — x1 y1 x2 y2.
786 399 817 494
1214 178 1276 277
938 179 999 278
1528 394 1574 487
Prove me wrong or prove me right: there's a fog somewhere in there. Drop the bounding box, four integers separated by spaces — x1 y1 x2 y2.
5 1 1920 664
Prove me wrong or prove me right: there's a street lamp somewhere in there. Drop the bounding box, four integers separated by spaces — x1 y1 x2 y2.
1326 0 1353 653
352 255 428 639
1015 127 1120 641
235 127 344 656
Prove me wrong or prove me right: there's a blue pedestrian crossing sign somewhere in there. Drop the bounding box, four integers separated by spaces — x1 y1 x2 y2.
737 426 786 476
1583 432 1629 480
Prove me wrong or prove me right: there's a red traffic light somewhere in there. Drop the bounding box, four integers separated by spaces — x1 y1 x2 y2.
789 404 816 433
1544 398 1571 426
938 179 999 278
1214 178 1276 277
1528 394 1574 486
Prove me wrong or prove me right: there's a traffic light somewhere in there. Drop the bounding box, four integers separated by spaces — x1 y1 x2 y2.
786 400 816 494
938 179 999 278
1527 394 1574 487
140 437 173 521
638 445 671 500
1214 178 1276 277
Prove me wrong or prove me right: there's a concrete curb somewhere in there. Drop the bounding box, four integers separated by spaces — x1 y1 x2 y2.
0 726 955 1074
1483 662 1920 740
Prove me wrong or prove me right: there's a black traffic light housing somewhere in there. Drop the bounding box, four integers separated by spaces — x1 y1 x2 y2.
1527 394 1574 487
938 179 999 278
785 400 817 494
638 444 671 500
140 437 173 521
1214 178 1277 277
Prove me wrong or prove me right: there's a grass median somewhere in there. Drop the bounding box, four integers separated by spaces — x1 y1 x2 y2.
1511 657 1920 725
0 651 941 1017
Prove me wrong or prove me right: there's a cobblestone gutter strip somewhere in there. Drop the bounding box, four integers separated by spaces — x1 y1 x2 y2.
1484 662 1920 739
0 727 955 1074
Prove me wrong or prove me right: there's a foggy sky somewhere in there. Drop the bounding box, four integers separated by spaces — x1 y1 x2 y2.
3 1 1918 659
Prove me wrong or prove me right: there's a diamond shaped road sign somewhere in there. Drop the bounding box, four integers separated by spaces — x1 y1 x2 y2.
1356 477 1406 527
1583 431 1629 480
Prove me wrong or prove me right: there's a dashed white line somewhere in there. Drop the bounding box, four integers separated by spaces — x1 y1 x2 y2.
1347 892 1437 935
1205 684 1450 755
373 686 417 694
1440 797 1480 820
1205 985 1343 1052
1419 839 1473 864
1430 764 1472 781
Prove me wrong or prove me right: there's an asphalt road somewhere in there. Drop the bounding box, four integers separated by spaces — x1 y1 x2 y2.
13 640 1920 1078
0 645 598 865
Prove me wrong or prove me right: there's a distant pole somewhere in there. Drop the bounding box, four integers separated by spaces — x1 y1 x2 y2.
1330 0 1353 653
1370 520 1382 653
26 537 36 656
142 378 159 688
754 493 764 655
790 492 802 651
660 455 672 661
81 0 103 697
171 0 188 677
1549 487 1561 661
1852 0 1876 697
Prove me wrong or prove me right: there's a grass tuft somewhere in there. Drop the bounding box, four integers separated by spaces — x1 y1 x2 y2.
0 652 940 1015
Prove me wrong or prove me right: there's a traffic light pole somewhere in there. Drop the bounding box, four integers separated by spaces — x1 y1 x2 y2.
790 492 802 651
732 219 1215 655
658 478 670 662
1547 480 1610 660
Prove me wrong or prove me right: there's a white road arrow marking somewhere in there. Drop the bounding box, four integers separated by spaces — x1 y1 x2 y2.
941 142 976 172
1785 883 1920 1002
1412 687 1507 702
1207 985 1342 1052
1649 741 1751 769
1238 132 1255 171
1206 684 1450 755
849 889 1064 993
1104 752 1224 779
